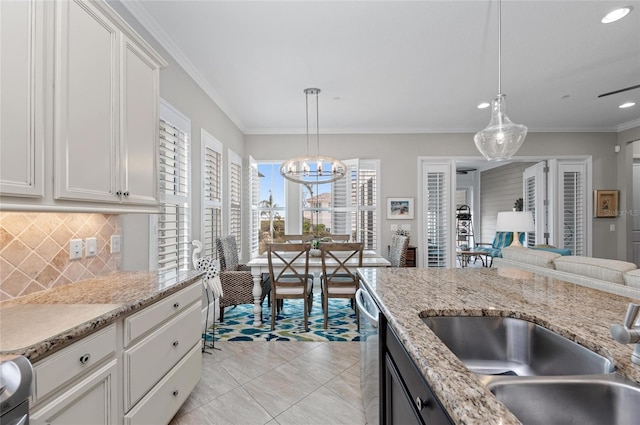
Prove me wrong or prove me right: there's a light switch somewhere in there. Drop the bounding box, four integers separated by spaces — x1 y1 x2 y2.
401 224 411 231
110 235 121 254
610 224 616 232
85 237 97 257
390 224 398 231
69 239 83 260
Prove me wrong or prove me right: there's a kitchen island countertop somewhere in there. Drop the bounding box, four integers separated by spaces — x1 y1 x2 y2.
0 270 202 362
358 266 640 425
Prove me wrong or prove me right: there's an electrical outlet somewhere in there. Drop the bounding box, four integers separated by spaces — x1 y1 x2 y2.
610 224 616 232
85 237 97 257
390 224 398 231
110 235 121 254
69 239 83 260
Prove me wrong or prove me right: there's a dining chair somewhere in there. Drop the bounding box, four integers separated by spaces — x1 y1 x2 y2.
389 234 410 267
329 234 350 242
266 243 314 331
319 242 364 330
216 235 270 322
282 234 314 243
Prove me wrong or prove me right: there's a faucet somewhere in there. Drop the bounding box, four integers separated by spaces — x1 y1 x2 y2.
610 303 640 365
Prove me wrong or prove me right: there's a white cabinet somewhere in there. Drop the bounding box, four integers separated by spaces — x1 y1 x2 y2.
0 0 45 197
30 325 118 425
30 360 118 425
0 0 166 212
123 283 202 423
54 0 163 207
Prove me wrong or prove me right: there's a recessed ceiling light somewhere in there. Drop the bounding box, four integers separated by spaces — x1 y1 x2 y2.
620 102 636 108
477 102 490 109
601 6 632 24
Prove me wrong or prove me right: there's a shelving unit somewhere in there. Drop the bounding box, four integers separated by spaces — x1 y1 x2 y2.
456 205 474 250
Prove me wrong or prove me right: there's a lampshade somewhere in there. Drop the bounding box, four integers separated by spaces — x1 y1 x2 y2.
474 0 528 161
474 94 528 161
496 211 534 247
280 88 347 184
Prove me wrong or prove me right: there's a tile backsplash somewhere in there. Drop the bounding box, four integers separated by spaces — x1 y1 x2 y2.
0 212 121 300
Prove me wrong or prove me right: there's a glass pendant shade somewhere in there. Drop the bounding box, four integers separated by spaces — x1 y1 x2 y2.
474 94 527 161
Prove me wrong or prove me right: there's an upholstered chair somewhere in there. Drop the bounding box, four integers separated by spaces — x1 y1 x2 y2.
389 234 410 267
216 235 270 321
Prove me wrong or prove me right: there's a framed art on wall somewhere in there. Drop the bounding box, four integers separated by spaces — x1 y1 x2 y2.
387 197 414 219
594 190 618 218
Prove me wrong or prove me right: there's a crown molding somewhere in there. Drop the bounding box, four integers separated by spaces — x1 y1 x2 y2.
120 1 246 132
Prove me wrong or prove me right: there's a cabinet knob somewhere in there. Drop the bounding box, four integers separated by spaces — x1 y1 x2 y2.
173 302 180 308
172 390 179 397
79 354 91 364
415 396 429 411
172 340 179 347
116 191 123 196
123 191 130 197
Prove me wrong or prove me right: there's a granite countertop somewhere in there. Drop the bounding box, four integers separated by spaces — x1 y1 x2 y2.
358 266 640 425
0 270 203 362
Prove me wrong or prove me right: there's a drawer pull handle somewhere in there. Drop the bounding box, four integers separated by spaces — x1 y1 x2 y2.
415 396 429 411
172 340 179 347
173 302 180 308
79 354 91 364
172 390 179 397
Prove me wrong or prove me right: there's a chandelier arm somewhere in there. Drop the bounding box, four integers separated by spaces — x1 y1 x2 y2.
305 90 310 156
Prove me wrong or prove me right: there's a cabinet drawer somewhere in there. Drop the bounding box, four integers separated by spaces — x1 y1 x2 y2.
33 324 116 404
125 343 201 425
124 302 201 410
124 282 201 346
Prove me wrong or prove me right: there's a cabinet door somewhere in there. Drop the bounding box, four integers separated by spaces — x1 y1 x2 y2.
0 0 45 197
30 360 118 425
120 36 159 205
384 354 423 425
54 0 119 203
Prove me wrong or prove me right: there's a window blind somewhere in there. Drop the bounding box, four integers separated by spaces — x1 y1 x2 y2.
158 118 189 271
202 137 222 258
249 158 260 257
424 166 449 267
525 174 536 247
562 169 585 255
229 152 242 256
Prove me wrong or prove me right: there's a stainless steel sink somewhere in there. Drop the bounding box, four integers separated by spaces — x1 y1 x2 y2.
422 316 614 376
483 375 640 425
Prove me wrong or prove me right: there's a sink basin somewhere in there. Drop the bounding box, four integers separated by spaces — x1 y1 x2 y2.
422 316 614 376
485 376 640 425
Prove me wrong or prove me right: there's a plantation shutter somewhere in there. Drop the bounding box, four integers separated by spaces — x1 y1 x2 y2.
158 118 190 271
331 159 379 250
558 162 586 256
249 156 260 258
523 162 547 246
202 131 222 258
423 162 453 267
228 150 242 257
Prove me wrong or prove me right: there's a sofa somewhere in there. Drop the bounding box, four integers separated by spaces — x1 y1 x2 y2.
495 246 640 300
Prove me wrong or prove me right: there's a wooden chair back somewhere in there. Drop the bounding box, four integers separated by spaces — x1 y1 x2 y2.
319 242 364 286
329 234 350 242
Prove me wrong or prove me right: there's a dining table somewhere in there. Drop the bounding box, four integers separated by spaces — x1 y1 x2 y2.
245 249 391 326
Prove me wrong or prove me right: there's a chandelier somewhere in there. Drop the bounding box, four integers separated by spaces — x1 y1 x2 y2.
280 88 347 184
474 0 527 161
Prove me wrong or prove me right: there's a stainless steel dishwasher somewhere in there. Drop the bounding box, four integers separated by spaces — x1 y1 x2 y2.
356 286 381 425
0 355 33 425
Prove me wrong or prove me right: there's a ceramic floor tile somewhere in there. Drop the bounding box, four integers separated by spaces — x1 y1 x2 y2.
169 407 217 425
178 361 242 415
325 371 365 412
218 344 288 384
288 343 359 384
244 362 323 417
274 385 366 425
265 341 326 362
198 387 273 425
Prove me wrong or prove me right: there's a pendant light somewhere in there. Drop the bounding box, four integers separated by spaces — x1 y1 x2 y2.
280 88 347 184
474 0 527 161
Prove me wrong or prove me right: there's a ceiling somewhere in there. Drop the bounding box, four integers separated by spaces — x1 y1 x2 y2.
123 1 640 135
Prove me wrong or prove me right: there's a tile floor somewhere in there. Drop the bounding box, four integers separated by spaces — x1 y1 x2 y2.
169 341 366 425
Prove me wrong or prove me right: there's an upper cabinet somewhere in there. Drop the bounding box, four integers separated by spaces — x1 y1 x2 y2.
0 0 45 197
1 0 167 212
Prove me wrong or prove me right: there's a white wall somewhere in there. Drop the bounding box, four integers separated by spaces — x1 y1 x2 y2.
246 132 624 260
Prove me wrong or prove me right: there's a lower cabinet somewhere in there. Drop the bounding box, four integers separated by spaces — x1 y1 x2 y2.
30 360 118 425
383 325 453 425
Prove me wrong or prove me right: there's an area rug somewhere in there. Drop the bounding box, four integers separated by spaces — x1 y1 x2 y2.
204 298 361 342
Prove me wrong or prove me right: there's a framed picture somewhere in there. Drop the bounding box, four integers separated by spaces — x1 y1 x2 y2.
594 190 618 218
387 197 414 219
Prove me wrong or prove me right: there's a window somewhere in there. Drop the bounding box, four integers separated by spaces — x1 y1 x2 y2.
156 102 190 272
228 149 242 257
202 130 222 258
421 160 455 268
557 161 587 256
252 159 380 255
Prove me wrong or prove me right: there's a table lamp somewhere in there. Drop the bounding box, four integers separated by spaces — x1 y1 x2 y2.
495 211 534 247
